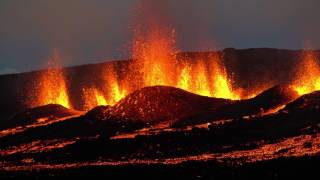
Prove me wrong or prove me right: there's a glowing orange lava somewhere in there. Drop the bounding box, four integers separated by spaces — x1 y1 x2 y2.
32 27 255 111
210 57 240 100
102 65 128 106
175 57 240 99
177 63 192 91
132 27 177 87
193 60 212 97
82 65 128 110
33 52 71 108
82 87 107 110
131 25 241 100
291 51 320 95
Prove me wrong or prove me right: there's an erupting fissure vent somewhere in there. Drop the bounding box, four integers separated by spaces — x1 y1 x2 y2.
31 50 71 109
28 28 320 112
292 51 320 95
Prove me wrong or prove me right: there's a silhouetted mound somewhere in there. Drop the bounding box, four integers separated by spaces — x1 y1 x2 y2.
282 90 320 113
107 86 232 123
0 87 231 147
83 105 147 131
221 84 298 115
5 104 79 129
84 105 112 121
0 114 146 148
2 88 320 179
200 90 320 143
173 85 299 127
252 85 298 108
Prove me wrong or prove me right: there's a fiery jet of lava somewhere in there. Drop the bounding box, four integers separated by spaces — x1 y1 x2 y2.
131 25 241 100
33 50 71 108
33 26 254 110
82 64 128 110
103 64 127 106
82 87 107 111
292 51 320 95
132 26 177 87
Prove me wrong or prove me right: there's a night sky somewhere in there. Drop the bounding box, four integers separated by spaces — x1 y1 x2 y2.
0 0 319 74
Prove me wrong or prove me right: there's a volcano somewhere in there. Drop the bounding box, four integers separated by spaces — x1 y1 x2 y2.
1 49 320 179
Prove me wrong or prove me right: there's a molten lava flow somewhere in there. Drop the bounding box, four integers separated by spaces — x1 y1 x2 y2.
292 51 320 95
33 52 71 108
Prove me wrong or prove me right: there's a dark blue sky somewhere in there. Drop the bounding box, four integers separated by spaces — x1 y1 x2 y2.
0 0 319 74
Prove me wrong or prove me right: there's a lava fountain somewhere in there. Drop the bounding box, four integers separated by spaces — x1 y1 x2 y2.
292 50 320 95
76 24 244 110
102 64 128 106
82 64 128 110
30 23 253 110
82 87 107 111
131 26 177 87
130 24 241 100
32 50 71 108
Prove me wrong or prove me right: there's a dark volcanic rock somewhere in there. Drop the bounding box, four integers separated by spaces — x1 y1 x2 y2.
203 91 320 142
84 105 112 121
282 90 320 113
251 85 298 109
173 85 299 127
0 86 232 147
108 86 232 124
3 104 79 129
0 85 302 148
216 84 299 117
0 113 145 148
2 88 320 179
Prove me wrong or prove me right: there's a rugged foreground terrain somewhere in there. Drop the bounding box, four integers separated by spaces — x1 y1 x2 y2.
1 85 320 179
